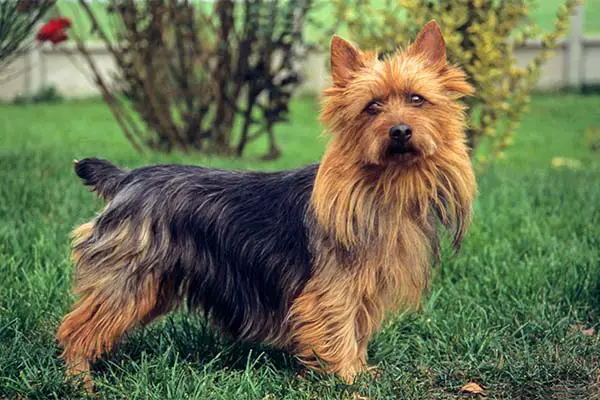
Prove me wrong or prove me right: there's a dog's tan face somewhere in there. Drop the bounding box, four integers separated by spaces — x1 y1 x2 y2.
321 21 475 168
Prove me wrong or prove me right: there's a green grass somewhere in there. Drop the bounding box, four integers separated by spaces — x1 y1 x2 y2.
1 93 599 399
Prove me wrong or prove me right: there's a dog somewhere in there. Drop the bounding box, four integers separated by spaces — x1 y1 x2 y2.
56 20 476 389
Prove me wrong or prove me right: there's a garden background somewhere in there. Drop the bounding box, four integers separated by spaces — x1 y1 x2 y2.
0 1 599 399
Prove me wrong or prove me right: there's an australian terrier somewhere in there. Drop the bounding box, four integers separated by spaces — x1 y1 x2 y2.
57 20 476 389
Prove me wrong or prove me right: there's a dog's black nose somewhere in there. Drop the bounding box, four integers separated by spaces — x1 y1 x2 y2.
389 124 412 143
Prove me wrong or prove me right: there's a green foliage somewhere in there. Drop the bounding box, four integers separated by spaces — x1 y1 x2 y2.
332 0 582 167
0 94 599 399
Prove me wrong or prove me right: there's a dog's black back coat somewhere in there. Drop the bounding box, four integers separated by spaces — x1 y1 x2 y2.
76 158 318 343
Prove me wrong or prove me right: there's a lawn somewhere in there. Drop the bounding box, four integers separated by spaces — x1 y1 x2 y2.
0 93 599 399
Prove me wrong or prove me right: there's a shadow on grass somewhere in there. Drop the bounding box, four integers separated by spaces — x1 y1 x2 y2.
91 312 302 381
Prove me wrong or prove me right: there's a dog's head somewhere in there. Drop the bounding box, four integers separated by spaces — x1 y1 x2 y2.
321 21 474 168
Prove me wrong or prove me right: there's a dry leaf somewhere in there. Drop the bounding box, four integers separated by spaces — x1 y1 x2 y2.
581 327 596 336
352 394 370 400
460 381 486 396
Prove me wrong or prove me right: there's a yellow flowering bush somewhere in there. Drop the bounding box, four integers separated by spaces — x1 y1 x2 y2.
332 0 581 167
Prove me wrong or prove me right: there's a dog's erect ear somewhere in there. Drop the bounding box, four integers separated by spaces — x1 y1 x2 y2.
411 20 447 67
330 35 363 85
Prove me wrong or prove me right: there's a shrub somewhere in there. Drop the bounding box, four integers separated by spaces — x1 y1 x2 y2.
73 0 314 158
12 85 63 105
0 0 54 70
332 0 582 166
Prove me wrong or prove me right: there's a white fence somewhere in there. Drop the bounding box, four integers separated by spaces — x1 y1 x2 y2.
1 6 599 101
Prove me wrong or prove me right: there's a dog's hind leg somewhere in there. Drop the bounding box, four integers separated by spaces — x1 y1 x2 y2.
56 221 174 391
56 273 164 391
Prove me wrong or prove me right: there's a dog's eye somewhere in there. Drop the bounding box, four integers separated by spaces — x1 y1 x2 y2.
364 101 383 115
407 93 425 106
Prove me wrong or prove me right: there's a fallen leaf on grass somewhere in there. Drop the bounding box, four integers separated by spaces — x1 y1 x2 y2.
460 381 486 396
581 326 596 336
352 394 370 400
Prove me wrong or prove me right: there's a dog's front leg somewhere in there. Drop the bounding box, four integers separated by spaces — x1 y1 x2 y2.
288 273 376 383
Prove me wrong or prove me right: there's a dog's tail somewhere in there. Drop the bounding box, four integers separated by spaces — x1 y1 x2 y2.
73 158 128 201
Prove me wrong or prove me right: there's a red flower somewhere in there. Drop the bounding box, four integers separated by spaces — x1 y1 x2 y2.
37 17 71 45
